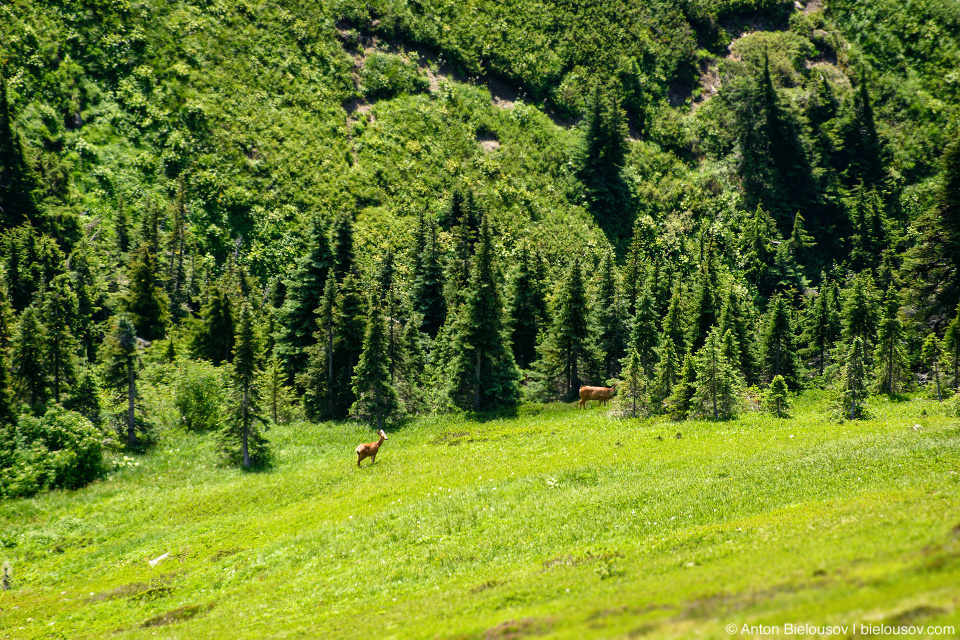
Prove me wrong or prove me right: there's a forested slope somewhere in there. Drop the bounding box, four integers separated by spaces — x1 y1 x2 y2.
1 0 960 493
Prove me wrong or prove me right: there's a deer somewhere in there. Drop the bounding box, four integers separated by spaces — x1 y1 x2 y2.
578 385 615 409
356 429 388 467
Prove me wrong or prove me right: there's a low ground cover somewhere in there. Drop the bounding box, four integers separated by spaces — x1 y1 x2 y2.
1 392 958 638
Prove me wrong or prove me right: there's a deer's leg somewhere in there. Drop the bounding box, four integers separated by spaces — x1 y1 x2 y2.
371 453 377 464
357 454 362 467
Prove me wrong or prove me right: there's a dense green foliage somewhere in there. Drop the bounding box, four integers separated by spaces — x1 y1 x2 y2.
0 0 959 498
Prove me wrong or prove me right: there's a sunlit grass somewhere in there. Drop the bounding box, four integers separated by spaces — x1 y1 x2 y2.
1 392 958 639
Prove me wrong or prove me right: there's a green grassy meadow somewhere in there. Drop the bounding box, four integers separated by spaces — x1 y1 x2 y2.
1 394 959 639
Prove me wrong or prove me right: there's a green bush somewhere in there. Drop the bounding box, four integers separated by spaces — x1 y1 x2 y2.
174 361 227 432
360 53 430 101
1 408 104 498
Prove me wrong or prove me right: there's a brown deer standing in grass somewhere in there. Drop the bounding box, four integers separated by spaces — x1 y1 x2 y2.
356 429 388 467
578 386 615 409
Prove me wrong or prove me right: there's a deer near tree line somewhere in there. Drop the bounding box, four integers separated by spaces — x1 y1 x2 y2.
578 385 615 409
356 429 388 467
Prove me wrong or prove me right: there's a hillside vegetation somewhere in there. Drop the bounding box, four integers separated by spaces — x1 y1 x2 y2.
2 2 960 633
1 394 958 638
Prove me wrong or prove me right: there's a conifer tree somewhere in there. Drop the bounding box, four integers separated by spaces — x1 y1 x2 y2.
137 199 160 257
742 203 778 296
576 85 632 241
906 139 960 321
115 194 130 254
220 304 269 468
444 189 481 308
874 287 907 396
662 281 687 354
840 337 868 420
667 348 696 419
446 218 520 411
945 305 960 393
789 211 814 257
848 70 886 187
332 273 366 417
0 69 41 229
69 246 103 360
102 316 140 445
532 257 602 401
193 283 234 365
596 251 627 378
736 51 816 225
258 356 294 424
65 366 103 426
123 244 169 341
628 286 660 377
300 276 339 422
842 272 879 353
276 217 331 383
352 296 400 428
688 244 720 352
691 328 745 420
718 284 759 385
331 212 355 282
507 246 546 370
166 177 188 314
652 336 680 412
765 375 791 418
760 294 800 388
0 295 16 426
12 307 47 409
624 227 645 317
921 334 943 402
620 348 645 418
801 275 841 376
43 274 79 404
410 220 446 338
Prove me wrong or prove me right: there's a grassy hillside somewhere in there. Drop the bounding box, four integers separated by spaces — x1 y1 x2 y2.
2 394 958 638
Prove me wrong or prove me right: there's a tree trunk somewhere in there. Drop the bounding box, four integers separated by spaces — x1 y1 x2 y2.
127 358 137 445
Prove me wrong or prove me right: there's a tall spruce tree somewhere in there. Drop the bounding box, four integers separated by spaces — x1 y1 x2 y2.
532 257 603 401
352 296 400 427
331 212 355 282
620 348 645 418
220 305 269 468
576 85 632 241
688 243 721 352
193 283 235 365
596 252 627 378
662 280 687 354
276 217 332 383
800 275 842 377
299 275 339 422
0 69 41 229
760 294 801 388
691 328 745 420
332 273 366 417
874 287 907 395
42 274 79 404
651 336 680 412
921 334 943 402
102 316 140 445
12 306 47 409
446 218 520 411
718 284 759 385
667 347 697 419
945 304 960 393
507 246 546 370
842 272 879 353
410 221 446 338
906 138 960 322
628 285 660 377
840 337 868 420
122 244 169 341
